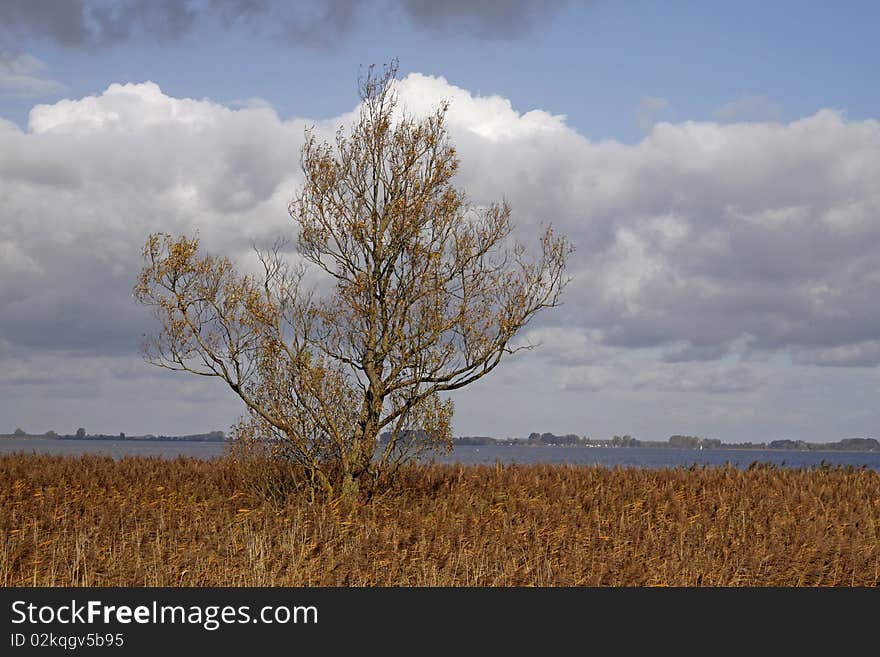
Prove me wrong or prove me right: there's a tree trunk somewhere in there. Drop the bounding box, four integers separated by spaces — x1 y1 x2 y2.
339 471 359 499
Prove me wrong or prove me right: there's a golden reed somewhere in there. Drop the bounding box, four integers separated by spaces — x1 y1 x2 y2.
1 453 878 586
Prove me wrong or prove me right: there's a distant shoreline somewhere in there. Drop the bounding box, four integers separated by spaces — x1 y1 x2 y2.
2 433 878 452
0 433 228 443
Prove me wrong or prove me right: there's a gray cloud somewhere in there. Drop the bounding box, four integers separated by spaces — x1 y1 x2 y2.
402 79 880 367
399 0 573 39
0 0 573 52
209 0 271 27
713 95 782 124
278 0 362 49
633 365 766 395
557 365 611 391
0 0 197 50
0 81 306 362
6 79 878 368
0 52 64 97
794 341 880 368
662 342 734 363
2 75 879 439
636 96 670 134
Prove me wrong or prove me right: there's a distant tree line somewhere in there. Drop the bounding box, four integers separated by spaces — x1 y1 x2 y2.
767 437 880 451
8 427 879 451
4 428 227 442
379 430 880 451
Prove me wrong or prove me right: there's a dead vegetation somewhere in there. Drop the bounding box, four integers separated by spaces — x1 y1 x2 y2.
1 453 878 586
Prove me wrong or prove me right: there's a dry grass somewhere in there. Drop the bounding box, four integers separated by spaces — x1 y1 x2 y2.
1 452 878 586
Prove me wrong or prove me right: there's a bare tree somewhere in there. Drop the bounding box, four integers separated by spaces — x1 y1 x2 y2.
135 61 572 497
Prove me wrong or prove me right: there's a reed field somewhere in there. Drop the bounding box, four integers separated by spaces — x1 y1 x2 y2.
1 452 878 586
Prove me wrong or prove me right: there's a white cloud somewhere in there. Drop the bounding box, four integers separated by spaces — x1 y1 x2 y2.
396 73 568 141
1 74 880 439
0 81 313 367
29 81 220 133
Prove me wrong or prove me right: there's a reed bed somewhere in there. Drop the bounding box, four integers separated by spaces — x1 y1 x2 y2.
1 452 878 586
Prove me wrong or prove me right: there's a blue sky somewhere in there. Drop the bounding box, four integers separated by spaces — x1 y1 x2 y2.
1 1 879 442
5 2 879 141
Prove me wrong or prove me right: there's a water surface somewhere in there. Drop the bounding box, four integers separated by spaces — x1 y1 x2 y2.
2 437 879 471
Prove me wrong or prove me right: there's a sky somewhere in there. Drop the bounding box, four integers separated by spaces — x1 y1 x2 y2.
1 0 879 443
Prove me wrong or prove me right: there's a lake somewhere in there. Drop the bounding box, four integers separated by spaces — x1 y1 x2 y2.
2 437 879 470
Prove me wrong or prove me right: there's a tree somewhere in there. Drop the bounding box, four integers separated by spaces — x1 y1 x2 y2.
75 428 86 439
669 434 701 448
134 61 571 497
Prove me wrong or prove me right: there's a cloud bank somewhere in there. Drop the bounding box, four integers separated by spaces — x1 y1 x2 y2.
0 0 574 51
2 74 879 437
